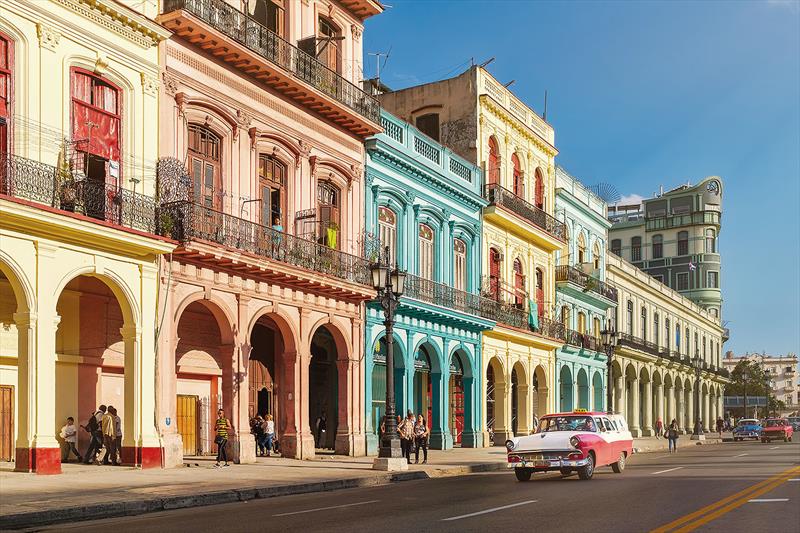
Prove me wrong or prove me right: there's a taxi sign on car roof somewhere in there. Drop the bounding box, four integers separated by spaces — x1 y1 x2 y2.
574 408 588 413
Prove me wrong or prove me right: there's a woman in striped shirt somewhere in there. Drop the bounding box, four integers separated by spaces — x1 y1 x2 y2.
214 409 231 468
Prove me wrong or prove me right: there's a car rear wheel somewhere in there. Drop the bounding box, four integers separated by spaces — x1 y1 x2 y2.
784 436 789 442
578 453 594 480
560 468 572 477
515 468 532 482
612 452 626 473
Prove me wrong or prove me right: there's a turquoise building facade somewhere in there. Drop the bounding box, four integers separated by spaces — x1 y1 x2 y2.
554 166 618 412
364 111 493 454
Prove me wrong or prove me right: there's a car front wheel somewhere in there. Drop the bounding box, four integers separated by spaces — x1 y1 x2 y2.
611 452 626 473
515 468 532 482
578 453 594 480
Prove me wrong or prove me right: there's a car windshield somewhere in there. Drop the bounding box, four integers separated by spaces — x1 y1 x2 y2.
737 420 758 426
538 416 596 433
764 420 785 427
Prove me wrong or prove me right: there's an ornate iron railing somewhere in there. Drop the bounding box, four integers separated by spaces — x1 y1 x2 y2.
162 0 380 124
158 201 370 285
480 275 528 305
617 332 662 357
555 265 618 302
0 153 157 233
565 328 600 352
403 274 502 321
483 183 567 241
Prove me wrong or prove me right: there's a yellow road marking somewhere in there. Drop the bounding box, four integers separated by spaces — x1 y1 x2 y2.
651 466 800 533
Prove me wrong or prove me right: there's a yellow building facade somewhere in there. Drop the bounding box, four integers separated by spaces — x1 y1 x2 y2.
0 0 172 473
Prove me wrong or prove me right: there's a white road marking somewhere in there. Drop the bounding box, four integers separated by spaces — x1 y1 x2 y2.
652 467 683 475
789 479 800 482
734 453 748 457
442 500 537 521
769 446 780 450
272 500 379 517
748 499 789 503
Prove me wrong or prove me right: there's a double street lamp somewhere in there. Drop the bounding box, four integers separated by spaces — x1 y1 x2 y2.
369 247 407 470
691 351 706 440
600 325 618 415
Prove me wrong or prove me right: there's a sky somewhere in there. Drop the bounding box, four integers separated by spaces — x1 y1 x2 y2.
363 0 800 357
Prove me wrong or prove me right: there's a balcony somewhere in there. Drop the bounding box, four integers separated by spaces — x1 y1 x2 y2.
555 265 618 306
159 0 380 136
0 153 157 234
645 210 721 231
402 274 498 325
158 201 372 296
617 332 662 357
565 328 601 352
483 183 566 248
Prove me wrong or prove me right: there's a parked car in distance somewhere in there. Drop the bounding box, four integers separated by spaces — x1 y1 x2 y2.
761 418 793 443
787 417 800 432
505 410 633 482
732 419 762 441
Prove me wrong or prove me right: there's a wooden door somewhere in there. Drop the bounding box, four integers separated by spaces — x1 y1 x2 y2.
450 374 464 445
0 385 13 462
177 394 198 457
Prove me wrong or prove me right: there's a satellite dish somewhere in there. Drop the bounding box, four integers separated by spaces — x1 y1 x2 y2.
588 182 621 204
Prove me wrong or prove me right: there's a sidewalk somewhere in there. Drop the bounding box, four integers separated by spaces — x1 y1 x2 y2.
633 432 728 453
0 436 728 529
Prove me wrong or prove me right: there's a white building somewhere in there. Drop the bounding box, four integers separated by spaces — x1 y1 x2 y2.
723 352 799 415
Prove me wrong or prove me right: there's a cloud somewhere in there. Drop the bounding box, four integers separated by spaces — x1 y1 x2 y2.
618 193 645 205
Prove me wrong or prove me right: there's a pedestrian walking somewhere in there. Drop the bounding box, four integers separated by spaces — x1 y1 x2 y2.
214 409 231 467
60 417 83 463
397 410 415 464
101 406 118 465
667 419 679 453
264 414 275 457
716 417 724 437
414 414 429 464
251 416 266 456
112 407 122 465
315 410 327 448
655 417 664 439
80 411 102 464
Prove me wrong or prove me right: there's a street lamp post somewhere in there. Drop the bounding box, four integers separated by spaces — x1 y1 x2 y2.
600 325 618 415
691 350 706 441
370 247 408 471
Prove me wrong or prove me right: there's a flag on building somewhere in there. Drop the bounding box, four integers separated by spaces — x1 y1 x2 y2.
689 261 697 271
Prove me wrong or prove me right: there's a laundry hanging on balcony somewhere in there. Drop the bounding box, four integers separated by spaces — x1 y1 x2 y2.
528 300 539 330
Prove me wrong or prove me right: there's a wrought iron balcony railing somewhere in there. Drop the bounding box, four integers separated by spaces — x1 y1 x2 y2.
0 153 157 233
555 265 618 302
158 201 370 285
617 332 661 357
483 183 567 241
565 328 601 352
162 0 380 124
403 274 503 322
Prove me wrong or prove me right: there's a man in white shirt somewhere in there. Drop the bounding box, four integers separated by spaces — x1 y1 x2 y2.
60 417 83 463
112 406 122 464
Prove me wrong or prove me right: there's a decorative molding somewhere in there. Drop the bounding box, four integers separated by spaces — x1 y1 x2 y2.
53 0 163 48
236 109 253 129
36 23 61 51
141 72 159 97
162 72 179 97
480 95 557 158
351 24 362 41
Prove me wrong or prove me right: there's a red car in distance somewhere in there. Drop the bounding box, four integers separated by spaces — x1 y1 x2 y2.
761 418 793 443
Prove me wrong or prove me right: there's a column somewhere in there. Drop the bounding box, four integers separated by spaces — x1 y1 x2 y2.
630 378 641 436
614 374 624 414
516 384 531 436
643 380 653 436
656 382 664 429
687 388 694 435
120 324 141 467
703 389 711 432
335 357 357 455
430 368 452 450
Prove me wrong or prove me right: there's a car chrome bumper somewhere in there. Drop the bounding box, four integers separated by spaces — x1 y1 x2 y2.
734 432 759 438
508 457 590 470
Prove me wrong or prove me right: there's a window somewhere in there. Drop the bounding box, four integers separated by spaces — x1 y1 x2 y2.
626 300 633 334
188 124 222 210
677 231 689 256
416 113 440 141
708 271 719 288
453 238 467 291
593 242 601 270
577 233 587 265
250 0 285 37
513 258 525 307
378 207 397 264
488 247 502 299
419 224 435 280
0 33 12 153
611 239 621 257
665 318 671 350
258 154 286 227
654 313 660 346
534 167 545 209
676 272 689 291
694 332 699 356
710 308 718 318
705 229 716 253
593 317 601 338
318 182 340 248
675 325 680 352
641 306 647 340
535 268 544 318
317 17 341 73
512 153 524 197
561 306 570 328
577 312 586 334
487 136 500 186
652 234 663 259
703 335 707 361
631 237 642 262
685 327 690 355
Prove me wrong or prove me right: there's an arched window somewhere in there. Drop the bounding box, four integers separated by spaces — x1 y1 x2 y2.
665 317 671 350
593 317 601 338
318 181 340 248
453 238 467 291
705 229 716 253
512 153 524 197
675 324 681 352
652 234 663 259
577 312 586 334
703 335 707 362
258 154 286 227
487 136 500 186
378 206 397 264
513 258 525 307
534 167 545 209
561 306 571 328
0 33 12 153
419 223 435 280
678 231 689 256
416 113 439 141
593 242 601 270
188 124 222 210
641 306 647 340
626 300 633 334
488 247 502 299
654 312 660 346
611 239 621 257
577 233 587 265
250 0 286 37
317 16 341 73
694 331 699 356
631 236 642 262
534 268 544 318
685 327 690 355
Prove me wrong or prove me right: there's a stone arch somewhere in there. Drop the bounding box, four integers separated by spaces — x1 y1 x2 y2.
532 364 548 419
510 360 529 436
0 252 33 314
559 364 574 412
592 370 604 411
485 355 505 444
448 347 474 446
53 265 138 328
308 322 348 451
246 305 299 355
411 339 444 446
576 367 590 410
173 291 236 345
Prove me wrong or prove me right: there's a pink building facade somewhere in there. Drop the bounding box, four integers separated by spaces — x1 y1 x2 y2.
155 0 382 466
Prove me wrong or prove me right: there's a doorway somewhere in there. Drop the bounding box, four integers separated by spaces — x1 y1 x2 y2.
177 394 199 456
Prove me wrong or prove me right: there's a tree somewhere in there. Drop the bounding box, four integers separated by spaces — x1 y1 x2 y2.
726 360 771 417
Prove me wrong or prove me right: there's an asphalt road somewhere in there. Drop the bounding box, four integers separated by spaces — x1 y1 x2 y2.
35 440 800 533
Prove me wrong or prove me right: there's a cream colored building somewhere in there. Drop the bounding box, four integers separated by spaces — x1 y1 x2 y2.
378 66 567 444
0 0 172 473
606 252 728 436
723 352 799 415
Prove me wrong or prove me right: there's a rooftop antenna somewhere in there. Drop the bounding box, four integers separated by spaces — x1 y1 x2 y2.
479 57 495 68
543 90 548 120
367 47 391 81
504 80 515 88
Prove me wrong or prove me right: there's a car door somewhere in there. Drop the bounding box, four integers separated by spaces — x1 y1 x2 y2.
594 417 611 465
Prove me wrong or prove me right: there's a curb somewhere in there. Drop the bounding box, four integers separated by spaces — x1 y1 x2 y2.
0 462 506 530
